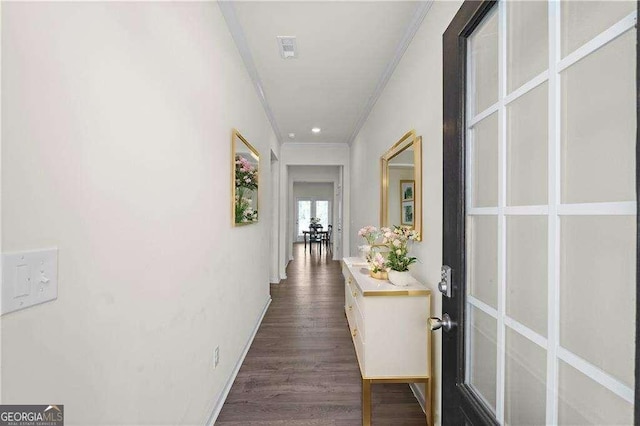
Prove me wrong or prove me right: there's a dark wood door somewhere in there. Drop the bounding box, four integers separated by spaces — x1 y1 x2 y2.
442 4 500 423
441 1 640 425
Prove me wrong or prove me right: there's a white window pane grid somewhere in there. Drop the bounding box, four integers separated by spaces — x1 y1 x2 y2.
316 200 330 229
561 29 636 204
465 1 637 424
467 305 499 413
504 327 547 426
297 200 311 237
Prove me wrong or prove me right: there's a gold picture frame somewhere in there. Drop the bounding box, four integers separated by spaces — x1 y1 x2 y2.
380 131 422 240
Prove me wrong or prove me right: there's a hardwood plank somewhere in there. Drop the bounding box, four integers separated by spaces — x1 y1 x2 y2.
217 244 425 425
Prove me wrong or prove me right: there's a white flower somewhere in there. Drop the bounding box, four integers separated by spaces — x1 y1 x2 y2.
396 249 401 255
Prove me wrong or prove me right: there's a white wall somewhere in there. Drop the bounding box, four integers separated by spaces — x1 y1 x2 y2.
278 144 350 277
1 2 278 424
349 1 463 424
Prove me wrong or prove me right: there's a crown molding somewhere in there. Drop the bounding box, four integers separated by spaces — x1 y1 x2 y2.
281 142 350 149
220 0 433 147
219 1 283 144
346 0 434 145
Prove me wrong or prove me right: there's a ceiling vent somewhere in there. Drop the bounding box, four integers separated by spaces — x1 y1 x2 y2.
277 36 297 59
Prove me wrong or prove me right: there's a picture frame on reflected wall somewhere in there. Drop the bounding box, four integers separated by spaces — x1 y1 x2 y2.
401 180 414 202
401 200 414 226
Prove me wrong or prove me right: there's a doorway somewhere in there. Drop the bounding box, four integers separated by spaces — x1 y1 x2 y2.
441 1 638 425
270 149 280 284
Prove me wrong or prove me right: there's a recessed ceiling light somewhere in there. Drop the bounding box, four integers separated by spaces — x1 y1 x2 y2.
288 133 295 139
311 127 321 133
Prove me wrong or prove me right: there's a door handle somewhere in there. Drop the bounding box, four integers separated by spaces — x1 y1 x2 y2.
429 313 456 332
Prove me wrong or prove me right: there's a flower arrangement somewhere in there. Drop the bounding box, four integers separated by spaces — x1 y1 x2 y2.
370 252 387 274
310 217 321 225
235 155 257 190
358 225 420 280
383 226 420 272
235 194 258 223
235 155 258 223
358 225 381 245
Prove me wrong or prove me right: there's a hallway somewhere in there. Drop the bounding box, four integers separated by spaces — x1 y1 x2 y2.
217 244 426 425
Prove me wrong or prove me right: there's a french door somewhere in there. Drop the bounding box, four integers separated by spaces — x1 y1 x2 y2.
441 1 638 425
295 198 331 241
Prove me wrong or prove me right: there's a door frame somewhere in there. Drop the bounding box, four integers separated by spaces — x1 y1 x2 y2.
635 1 639 424
442 0 640 424
443 3 499 423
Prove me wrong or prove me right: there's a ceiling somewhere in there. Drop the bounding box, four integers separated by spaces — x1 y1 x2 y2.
222 1 431 144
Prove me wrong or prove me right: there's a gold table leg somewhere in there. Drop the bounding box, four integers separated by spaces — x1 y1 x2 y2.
425 377 432 426
362 378 371 426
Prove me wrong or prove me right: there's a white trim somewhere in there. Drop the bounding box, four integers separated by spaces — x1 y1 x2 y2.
0 0 3 403
558 11 637 73
495 3 507 420
556 347 635 404
557 201 636 216
468 102 500 128
503 316 547 350
503 70 549 106
467 207 498 216
218 2 283 143
346 1 434 145
280 142 350 149
465 30 474 215
465 21 475 385
546 2 561 423
470 69 549 128
468 295 499 319
504 205 549 215
206 297 272 426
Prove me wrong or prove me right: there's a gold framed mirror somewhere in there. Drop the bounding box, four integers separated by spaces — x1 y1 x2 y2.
380 130 422 240
232 129 260 226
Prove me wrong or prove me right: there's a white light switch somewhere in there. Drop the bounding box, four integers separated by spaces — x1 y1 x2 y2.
2 248 58 315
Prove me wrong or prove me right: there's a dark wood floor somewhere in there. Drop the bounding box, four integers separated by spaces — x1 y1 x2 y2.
216 244 425 425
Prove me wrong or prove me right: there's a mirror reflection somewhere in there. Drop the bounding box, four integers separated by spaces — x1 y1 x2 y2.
381 131 422 240
388 147 415 227
233 130 259 226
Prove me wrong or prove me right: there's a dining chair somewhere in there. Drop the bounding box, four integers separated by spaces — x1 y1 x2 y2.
308 225 323 254
322 224 333 249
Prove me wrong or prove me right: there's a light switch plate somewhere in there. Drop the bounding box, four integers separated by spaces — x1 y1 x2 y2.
2 248 58 315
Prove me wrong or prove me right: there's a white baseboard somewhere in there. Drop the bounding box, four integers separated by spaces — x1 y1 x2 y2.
409 383 426 414
206 297 271 425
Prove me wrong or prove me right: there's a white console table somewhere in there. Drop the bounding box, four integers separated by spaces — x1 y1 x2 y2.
341 257 432 426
